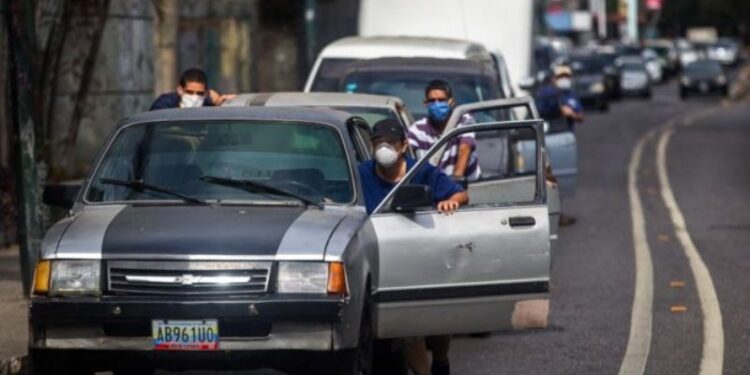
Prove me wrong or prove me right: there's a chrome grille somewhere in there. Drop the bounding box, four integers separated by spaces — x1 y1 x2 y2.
107 261 272 296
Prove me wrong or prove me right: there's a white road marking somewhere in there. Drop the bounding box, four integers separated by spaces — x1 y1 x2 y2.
656 125 724 375
618 129 657 375
619 104 727 375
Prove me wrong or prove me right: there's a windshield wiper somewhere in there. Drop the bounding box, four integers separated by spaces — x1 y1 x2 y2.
100 178 208 205
200 175 323 209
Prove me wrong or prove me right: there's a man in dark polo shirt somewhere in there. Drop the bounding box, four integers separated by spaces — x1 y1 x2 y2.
358 118 467 375
150 68 234 110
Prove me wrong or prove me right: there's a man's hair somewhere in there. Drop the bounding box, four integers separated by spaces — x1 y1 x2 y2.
179 68 208 87
425 79 453 99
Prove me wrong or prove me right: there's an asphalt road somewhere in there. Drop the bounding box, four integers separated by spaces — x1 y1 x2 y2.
6 75 747 375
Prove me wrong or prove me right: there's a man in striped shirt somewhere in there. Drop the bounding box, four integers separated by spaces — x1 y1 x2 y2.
407 79 481 181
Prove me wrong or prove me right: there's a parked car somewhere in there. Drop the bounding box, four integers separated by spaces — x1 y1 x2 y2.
642 48 664 83
676 39 701 68
31 104 552 375
644 39 680 76
596 46 623 98
679 60 729 99
618 57 652 98
567 51 610 111
706 38 741 66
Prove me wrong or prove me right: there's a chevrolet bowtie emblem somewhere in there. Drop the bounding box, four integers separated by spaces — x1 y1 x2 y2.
176 274 202 285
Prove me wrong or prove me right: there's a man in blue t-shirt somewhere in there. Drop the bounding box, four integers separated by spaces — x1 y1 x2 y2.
359 119 468 215
358 118 467 375
535 65 584 132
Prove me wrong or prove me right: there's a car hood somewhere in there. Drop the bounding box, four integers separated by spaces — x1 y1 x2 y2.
44 204 349 260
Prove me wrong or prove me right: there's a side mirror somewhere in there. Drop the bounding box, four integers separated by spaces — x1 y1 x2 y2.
519 76 536 92
43 181 82 209
391 184 433 213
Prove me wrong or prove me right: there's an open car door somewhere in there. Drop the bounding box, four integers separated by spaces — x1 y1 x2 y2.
433 97 561 240
369 117 551 338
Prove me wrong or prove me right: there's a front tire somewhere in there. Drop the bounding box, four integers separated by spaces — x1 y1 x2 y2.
329 297 374 375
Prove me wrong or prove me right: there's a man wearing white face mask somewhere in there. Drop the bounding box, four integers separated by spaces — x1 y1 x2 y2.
150 68 235 110
358 119 467 375
535 65 584 131
358 119 468 216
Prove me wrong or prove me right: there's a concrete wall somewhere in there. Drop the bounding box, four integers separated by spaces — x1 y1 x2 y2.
36 0 155 176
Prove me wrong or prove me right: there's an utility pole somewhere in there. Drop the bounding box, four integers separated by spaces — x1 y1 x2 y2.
304 0 317 68
627 0 638 41
6 0 45 296
153 0 179 95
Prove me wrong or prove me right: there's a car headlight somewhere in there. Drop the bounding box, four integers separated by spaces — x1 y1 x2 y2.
47 260 101 296
277 262 346 295
590 82 605 93
681 76 691 85
716 75 727 85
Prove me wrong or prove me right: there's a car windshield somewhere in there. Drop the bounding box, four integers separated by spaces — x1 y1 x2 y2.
341 70 499 119
570 55 605 74
686 61 722 75
622 62 645 71
310 58 356 91
86 121 353 204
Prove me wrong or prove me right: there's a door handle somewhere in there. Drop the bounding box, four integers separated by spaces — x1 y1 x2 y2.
509 216 536 228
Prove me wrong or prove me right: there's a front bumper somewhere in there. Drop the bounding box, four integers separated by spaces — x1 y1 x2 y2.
681 81 727 93
30 296 344 351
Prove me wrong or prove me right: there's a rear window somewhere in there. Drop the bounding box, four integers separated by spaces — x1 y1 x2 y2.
310 58 357 92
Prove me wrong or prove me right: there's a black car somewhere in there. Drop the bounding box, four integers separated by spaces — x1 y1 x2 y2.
596 48 623 99
567 53 610 111
679 60 729 99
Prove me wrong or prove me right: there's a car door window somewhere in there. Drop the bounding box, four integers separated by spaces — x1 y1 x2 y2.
376 120 543 215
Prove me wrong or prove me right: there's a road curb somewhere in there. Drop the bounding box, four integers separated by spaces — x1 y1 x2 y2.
0 356 26 375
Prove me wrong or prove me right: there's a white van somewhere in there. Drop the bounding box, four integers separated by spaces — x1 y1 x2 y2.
304 36 515 99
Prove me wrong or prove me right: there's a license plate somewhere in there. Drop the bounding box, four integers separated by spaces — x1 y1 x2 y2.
700 83 709 92
152 319 219 351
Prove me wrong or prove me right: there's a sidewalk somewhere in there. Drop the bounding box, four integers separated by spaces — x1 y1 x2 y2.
0 246 27 361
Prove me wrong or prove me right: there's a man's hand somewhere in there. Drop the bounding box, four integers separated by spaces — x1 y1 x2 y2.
209 90 237 106
561 105 584 122
437 199 460 214
560 105 576 118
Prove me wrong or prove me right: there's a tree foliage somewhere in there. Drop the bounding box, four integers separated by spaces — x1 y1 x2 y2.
660 0 750 41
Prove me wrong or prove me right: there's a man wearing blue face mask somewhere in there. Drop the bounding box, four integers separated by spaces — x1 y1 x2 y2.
407 80 481 181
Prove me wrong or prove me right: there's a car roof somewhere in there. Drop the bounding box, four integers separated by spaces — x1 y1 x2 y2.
119 106 354 132
317 36 490 60
223 92 404 109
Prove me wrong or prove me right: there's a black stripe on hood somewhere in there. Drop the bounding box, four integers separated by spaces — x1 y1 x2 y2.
102 205 305 256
